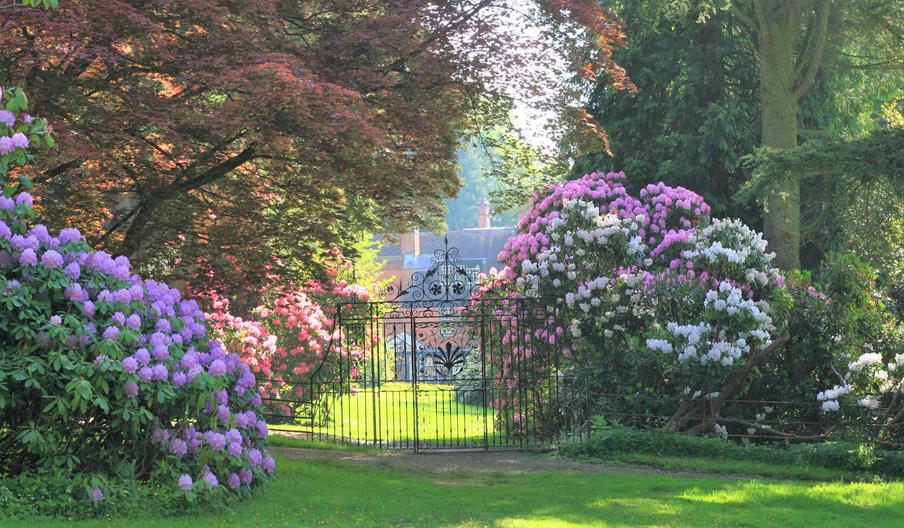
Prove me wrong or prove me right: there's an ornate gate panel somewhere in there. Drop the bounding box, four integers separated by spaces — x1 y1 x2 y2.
265 239 590 450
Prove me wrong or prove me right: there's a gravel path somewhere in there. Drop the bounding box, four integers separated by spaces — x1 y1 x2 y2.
272 446 744 480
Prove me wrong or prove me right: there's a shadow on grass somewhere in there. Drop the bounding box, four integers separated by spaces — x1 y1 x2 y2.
22 453 904 528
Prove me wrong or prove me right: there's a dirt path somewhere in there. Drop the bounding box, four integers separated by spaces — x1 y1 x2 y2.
272 446 745 480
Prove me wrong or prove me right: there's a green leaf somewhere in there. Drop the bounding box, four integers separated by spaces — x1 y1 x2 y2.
7 89 28 113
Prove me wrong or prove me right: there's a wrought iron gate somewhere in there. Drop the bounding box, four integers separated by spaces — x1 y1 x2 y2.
264 239 590 450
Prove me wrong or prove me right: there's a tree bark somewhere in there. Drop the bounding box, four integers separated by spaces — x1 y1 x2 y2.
756 0 802 270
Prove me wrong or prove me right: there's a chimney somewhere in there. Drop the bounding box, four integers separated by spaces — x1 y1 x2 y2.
399 227 420 255
477 200 491 229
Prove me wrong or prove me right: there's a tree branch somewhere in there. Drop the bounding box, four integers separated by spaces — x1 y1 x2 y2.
32 159 82 185
176 145 258 193
793 0 830 101
729 3 758 32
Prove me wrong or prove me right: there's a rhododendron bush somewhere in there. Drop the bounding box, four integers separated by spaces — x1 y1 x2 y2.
0 194 274 496
0 88 273 505
799 255 904 445
491 172 793 434
207 277 371 424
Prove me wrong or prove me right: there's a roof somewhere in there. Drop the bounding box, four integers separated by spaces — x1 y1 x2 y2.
379 227 515 270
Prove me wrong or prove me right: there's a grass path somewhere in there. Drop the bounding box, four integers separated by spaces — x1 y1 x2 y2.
9 447 904 528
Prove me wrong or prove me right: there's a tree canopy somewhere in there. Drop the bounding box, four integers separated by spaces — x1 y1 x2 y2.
0 0 630 297
573 0 903 274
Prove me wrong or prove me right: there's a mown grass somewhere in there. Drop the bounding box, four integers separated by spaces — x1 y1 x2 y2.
11 451 904 528
597 453 862 482
274 382 499 447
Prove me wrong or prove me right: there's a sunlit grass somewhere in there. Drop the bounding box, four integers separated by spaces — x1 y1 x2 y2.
18 451 904 528
275 382 506 448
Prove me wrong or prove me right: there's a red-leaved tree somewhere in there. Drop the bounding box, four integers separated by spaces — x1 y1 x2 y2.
0 0 631 297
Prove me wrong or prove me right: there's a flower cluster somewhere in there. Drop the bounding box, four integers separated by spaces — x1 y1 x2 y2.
0 192 273 499
817 339 904 421
206 293 278 379
0 86 52 179
205 277 372 421
487 172 787 424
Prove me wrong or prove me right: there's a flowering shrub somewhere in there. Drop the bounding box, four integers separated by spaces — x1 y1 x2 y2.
491 172 791 433
0 87 273 507
206 277 371 423
0 86 53 184
805 254 904 445
0 192 274 500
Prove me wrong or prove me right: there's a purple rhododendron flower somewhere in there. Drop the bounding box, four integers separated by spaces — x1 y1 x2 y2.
247 448 262 465
152 364 168 380
0 196 13 210
90 488 104 503
49 315 62 325
225 428 242 444
256 419 268 438
15 192 32 206
202 471 218 488
135 348 151 365
171 438 188 456
121 356 139 374
31 225 50 242
178 474 193 491
239 467 253 485
64 262 81 280
102 326 120 341
217 404 231 423
41 249 63 268
0 110 14 126
19 248 37 267
227 472 241 490
138 367 154 382
10 133 27 149
201 465 220 488
227 442 242 457
123 381 139 397
126 313 141 330
58 227 82 244
208 359 227 376
171 371 187 387
206 432 226 451
111 311 126 326
64 284 82 300
262 456 276 473
153 344 169 361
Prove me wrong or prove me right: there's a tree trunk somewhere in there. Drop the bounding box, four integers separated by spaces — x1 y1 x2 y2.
757 0 801 270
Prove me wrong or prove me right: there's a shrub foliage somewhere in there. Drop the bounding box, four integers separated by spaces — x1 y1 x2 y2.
0 88 273 506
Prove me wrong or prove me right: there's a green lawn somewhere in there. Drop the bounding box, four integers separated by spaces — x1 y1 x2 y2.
276 383 509 448
11 451 904 528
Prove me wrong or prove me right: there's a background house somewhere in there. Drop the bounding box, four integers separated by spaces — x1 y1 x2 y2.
377 202 515 381
377 201 515 289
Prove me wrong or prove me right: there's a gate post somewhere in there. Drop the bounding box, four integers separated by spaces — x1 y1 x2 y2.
479 299 489 451
410 307 419 452
370 302 379 447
